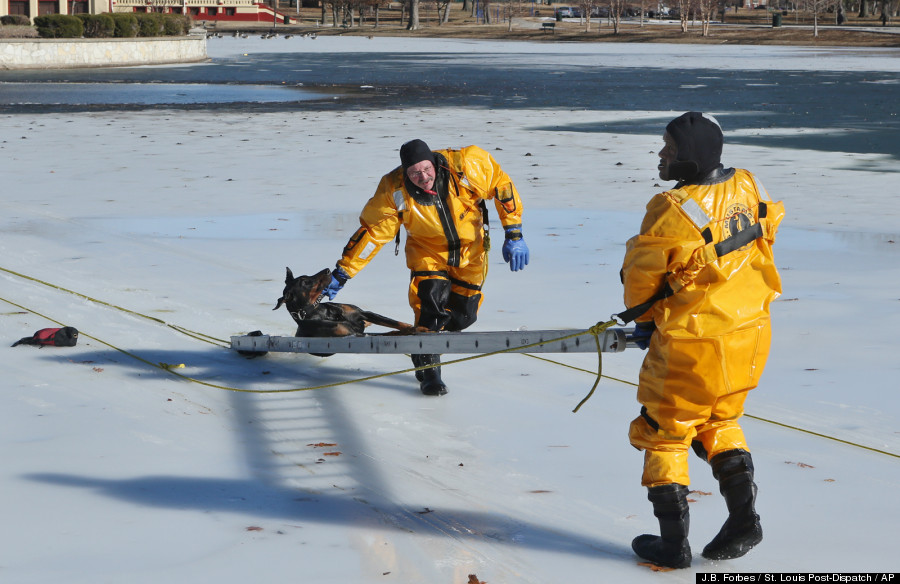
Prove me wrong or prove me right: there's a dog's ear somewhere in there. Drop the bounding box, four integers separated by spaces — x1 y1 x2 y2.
285 267 294 284
274 297 284 311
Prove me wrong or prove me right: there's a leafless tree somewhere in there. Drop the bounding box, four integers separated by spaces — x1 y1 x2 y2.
675 0 695 31
344 1 356 26
609 0 625 32
805 0 835 35
577 0 594 29
698 0 718 34
408 0 421 29
365 0 390 26
495 0 527 30
436 0 451 24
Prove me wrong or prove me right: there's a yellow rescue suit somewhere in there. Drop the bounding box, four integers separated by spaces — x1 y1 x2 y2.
337 145 523 329
622 168 784 487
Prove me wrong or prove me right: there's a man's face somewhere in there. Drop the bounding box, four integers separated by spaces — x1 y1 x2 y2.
658 132 678 181
406 160 436 191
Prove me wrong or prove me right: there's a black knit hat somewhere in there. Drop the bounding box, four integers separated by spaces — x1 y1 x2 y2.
665 112 724 182
399 139 435 169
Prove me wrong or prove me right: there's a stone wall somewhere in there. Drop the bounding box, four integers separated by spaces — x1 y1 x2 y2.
0 36 207 70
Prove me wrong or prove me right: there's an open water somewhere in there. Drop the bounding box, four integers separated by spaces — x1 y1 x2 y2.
1 38 898 158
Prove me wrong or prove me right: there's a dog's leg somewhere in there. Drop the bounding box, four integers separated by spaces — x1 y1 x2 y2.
356 310 414 332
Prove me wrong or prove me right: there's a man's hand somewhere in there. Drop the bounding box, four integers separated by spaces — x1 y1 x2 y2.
502 226 530 272
323 267 350 300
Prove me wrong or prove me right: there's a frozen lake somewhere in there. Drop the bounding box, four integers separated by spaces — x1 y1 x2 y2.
1 38 899 159
2 37 899 583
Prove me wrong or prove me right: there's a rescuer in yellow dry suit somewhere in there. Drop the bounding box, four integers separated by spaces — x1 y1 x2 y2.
621 112 784 569
322 139 529 396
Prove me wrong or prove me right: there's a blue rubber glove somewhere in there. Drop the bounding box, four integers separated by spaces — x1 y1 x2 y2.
631 321 656 350
323 267 350 300
502 226 530 272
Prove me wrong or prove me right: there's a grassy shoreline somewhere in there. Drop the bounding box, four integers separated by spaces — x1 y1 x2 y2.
201 6 900 47
3 9 897 47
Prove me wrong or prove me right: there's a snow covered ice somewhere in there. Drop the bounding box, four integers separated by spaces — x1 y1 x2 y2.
1 37 899 582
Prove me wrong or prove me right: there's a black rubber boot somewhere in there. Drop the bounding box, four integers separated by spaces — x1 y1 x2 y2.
411 354 447 396
632 483 692 569
702 449 763 560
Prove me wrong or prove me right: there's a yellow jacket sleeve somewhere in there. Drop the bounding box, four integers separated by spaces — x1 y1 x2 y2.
336 172 403 278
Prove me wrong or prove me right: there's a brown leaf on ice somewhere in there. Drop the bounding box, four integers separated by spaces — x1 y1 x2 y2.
323 452 342 457
92 367 104 373
308 442 337 448
689 490 713 497
638 562 675 572
245 526 263 532
468 575 486 584
785 461 815 468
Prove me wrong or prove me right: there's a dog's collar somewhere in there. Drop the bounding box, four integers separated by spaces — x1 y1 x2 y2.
290 293 327 325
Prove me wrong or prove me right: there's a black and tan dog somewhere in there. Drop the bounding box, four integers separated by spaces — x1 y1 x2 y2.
274 267 414 337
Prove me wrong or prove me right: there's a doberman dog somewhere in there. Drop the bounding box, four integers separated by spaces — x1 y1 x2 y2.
274 267 415 338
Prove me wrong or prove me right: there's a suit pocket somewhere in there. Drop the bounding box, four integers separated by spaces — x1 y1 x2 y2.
721 321 771 392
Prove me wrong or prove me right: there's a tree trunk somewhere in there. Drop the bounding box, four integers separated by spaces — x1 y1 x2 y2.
858 0 868 17
408 0 420 29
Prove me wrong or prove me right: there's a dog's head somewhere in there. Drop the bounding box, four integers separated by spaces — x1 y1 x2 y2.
273 267 332 316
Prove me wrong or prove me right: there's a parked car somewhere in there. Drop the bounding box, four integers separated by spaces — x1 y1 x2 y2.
555 6 575 17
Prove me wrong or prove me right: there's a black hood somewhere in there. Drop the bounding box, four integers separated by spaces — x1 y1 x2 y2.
665 112 724 184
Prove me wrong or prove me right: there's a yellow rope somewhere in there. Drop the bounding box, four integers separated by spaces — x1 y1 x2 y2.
4 267 898 459
0 281 614 395
569 320 616 413
526 347 900 459
523 353 637 387
0 266 229 347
